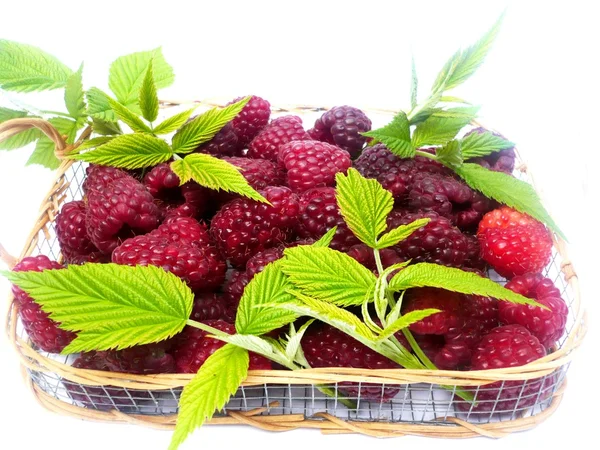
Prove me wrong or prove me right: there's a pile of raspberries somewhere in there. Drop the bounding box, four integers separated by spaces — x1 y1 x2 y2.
10 96 567 413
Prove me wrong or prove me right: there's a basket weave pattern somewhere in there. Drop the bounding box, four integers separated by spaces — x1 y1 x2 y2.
0 102 586 437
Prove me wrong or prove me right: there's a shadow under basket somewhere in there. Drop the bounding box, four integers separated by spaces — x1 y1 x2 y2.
2 102 586 438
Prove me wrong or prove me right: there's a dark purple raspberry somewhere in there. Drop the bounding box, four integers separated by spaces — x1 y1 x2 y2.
248 115 311 161
295 187 359 251
278 140 351 193
308 106 372 158
222 270 250 321
401 288 463 335
102 342 176 374
245 246 285 278
191 292 239 323
346 244 402 272
229 95 271 145
112 217 226 292
463 233 487 271
210 186 300 267
386 210 468 267
222 157 284 191
82 164 129 194
464 127 516 174
12 256 76 353
55 201 108 264
196 122 242 156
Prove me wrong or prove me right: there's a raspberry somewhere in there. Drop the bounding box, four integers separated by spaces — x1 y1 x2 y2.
222 157 284 190
245 246 285 277
346 244 402 272
82 164 129 194
463 233 487 271
102 342 176 374
248 115 311 161
308 106 372 157
210 186 300 267
229 95 271 145
191 292 239 323
55 201 108 264
278 140 351 193
477 207 553 278
302 323 401 400
455 325 550 414
12 256 76 353
196 122 242 156
222 270 250 321
401 288 463 335
173 320 272 373
464 127 516 174
386 210 468 268
112 217 226 291
500 273 568 348
295 187 359 251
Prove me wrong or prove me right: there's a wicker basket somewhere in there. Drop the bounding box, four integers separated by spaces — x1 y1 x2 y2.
0 101 587 438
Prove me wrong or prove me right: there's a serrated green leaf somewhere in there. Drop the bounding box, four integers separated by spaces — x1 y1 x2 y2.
3 263 193 353
436 139 463 169
109 48 174 106
169 344 247 450
50 116 81 143
171 97 250 154
0 40 73 92
0 107 42 151
410 54 418 110
27 138 61 169
461 130 514 159
69 133 173 169
412 106 479 147
86 88 117 121
75 136 114 152
108 98 152 133
362 112 414 158
285 320 315 364
387 262 546 309
170 153 267 203
0 107 29 122
153 108 197 135
282 246 377 307
235 261 298 336
312 226 337 248
454 163 566 239
376 218 430 249
335 168 393 247
213 334 281 362
92 118 122 136
139 60 159 123
65 64 85 119
376 309 440 341
440 96 471 105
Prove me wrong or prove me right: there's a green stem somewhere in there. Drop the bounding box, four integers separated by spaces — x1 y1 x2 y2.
41 109 74 118
186 319 230 338
172 153 183 161
415 150 438 161
373 248 385 275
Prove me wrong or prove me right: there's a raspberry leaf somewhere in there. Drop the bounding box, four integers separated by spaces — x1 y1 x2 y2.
171 97 250 154
376 309 441 341
0 40 73 92
284 320 315 364
108 98 152 133
29 117 81 169
461 131 515 159
362 112 414 158
0 108 43 150
2 264 194 353
86 88 117 121
153 108 197 135
170 153 267 203
138 60 159 123
74 136 114 152
92 118 122 136
64 64 86 120
312 226 337 248
211 334 284 364
69 133 173 169
387 262 547 309
412 106 479 147
436 139 463 169
335 168 394 248
235 261 298 336
454 163 566 240
281 246 377 307
376 218 430 249
169 344 248 450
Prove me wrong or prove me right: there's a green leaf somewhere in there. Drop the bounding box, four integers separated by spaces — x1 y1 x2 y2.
454 163 566 239
169 344 248 450
440 96 471 105
436 139 463 169
212 334 282 363
376 309 441 341
170 153 267 203
92 118 122 136
65 64 85 119
0 106 29 122
50 117 81 143
387 262 546 309
312 226 337 248
139 60 159 123
376 218 430 249
153 108 197 135
171 97 250 154
27 138 61 169
412 106 479 147
461 130 514 159
281 246 377 307
0 107 42 151
75 136 115 152
3 263 193 353
335 168 393 247
69 133 173 169
86 88 117 121
235 261 298 336
108 98 152 133
109 48 174 106
362 112 414 158
284 320 315 364
410 54 418 110
0 40 73 92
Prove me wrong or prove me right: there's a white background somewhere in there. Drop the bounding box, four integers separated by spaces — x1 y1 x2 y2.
1 1 598 449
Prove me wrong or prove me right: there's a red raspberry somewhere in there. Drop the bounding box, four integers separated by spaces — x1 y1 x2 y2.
278 140 351 193
196 122 242 157
401 288 463 335
500 273 568 348
245 246 285 277
55 201 108 264
295 187 359 251
386 210 468 268
210 186 300 267
463 233 487 271
302 323 401 400
173 320 272 373
102 342 176 374
82 164 130 194
346 244 402 272
229 95 271 145
222 157 284 191
222 270 250 321
308 106 372 158
464 127 516 174
248 115 311 161
477 207 553 278
11 256 76 353
112 217 226 291
191 292 237 322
